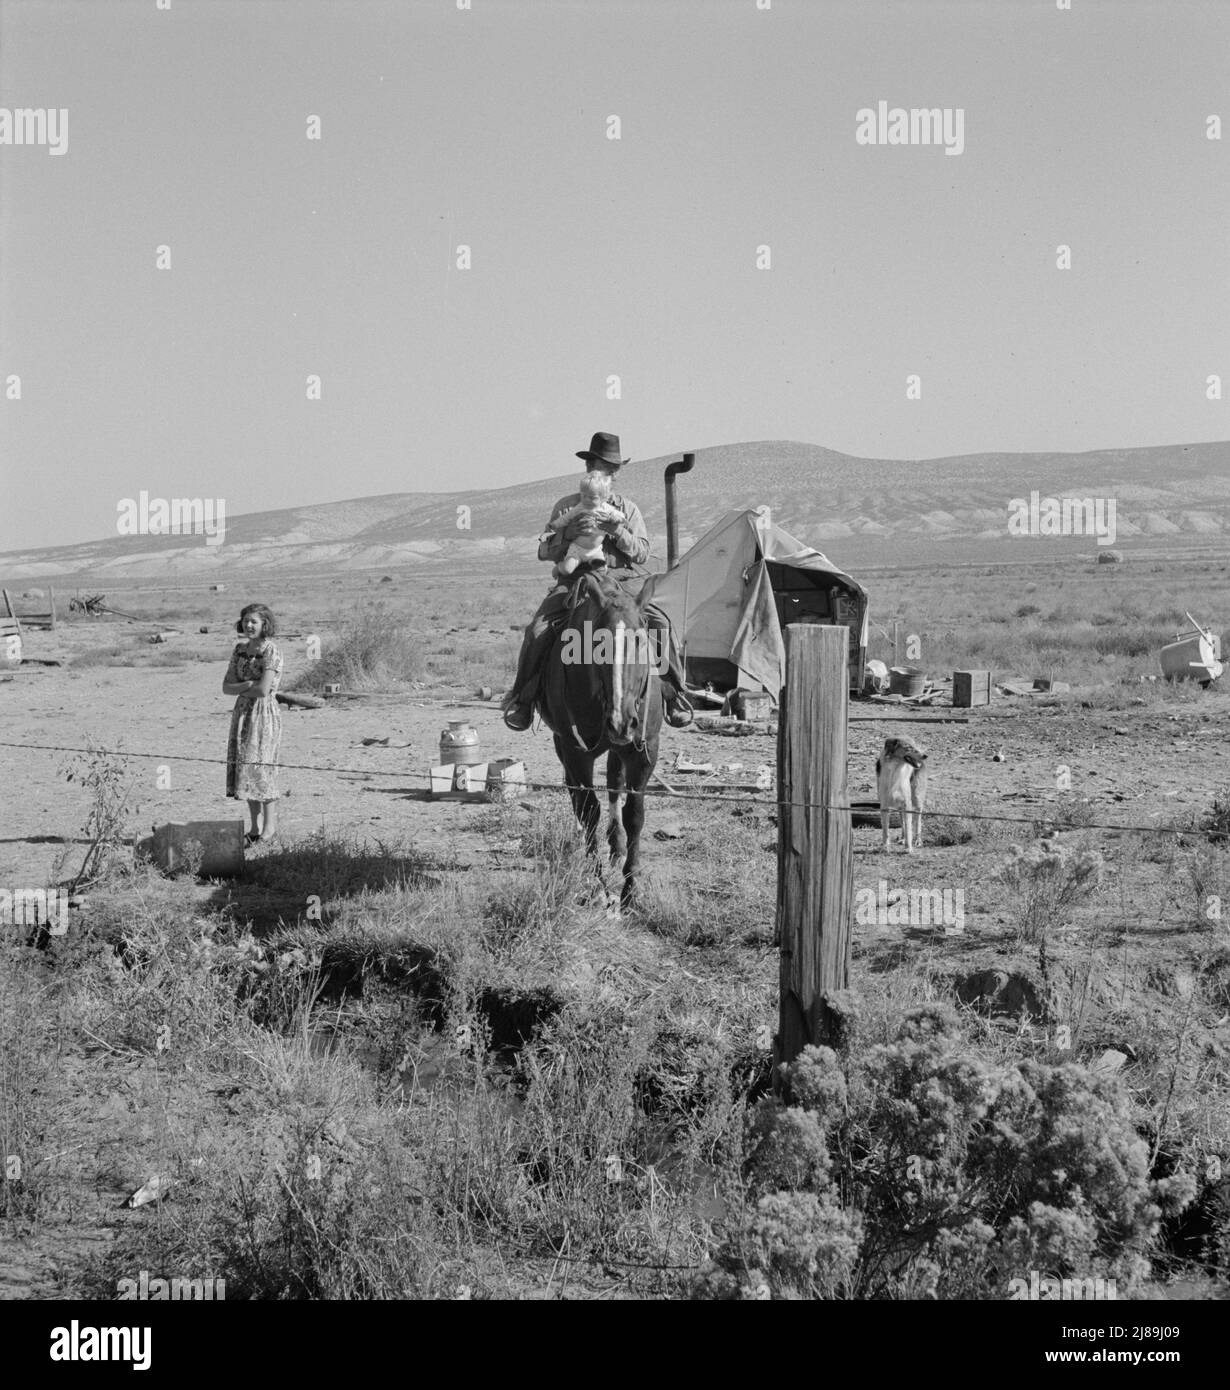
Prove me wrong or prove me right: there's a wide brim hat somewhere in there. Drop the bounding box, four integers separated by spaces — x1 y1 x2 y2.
576 431 630 469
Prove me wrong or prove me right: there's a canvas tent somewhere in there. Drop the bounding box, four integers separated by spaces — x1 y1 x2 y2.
646 507 868 695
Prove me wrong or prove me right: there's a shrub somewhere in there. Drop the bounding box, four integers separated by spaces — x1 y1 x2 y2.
995 838 1104 942
289 602 423 691
1202 786 1230 844
694 1007 1181 1300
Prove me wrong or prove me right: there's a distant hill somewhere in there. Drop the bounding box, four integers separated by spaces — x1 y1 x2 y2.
4 439 1229 580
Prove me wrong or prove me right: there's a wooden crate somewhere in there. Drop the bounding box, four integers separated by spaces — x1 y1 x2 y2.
429 760 528 802
429 761 490 801
732 689 775 721
952 669 991 708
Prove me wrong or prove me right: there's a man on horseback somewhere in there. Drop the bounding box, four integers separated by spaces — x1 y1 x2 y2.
502 431 694 732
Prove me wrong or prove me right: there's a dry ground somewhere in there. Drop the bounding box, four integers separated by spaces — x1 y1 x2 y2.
2 554 1229 1298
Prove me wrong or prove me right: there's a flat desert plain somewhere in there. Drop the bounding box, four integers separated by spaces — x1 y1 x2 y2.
1 549 1229 1299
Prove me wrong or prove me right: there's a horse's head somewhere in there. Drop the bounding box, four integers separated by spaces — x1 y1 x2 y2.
571 572 657 748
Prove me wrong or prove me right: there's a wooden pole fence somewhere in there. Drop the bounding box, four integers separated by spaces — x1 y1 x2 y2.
0 586 56 630
775 624 853 1087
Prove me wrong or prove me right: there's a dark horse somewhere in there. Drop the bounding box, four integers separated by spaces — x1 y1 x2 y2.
537 567 663 909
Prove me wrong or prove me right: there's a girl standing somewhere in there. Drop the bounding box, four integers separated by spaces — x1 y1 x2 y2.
224 603 284 844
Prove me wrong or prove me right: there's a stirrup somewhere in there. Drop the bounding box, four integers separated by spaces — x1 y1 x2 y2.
665 689 694 728
503 703 534 732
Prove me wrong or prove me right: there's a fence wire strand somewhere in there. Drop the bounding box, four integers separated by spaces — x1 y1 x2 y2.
0 737 1216 837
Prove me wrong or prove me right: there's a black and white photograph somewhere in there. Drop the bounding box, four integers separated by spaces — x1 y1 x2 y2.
1 0 1229 1340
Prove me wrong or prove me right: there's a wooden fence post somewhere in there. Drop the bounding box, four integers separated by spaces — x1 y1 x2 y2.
775 624 853 1085
48 586 56 631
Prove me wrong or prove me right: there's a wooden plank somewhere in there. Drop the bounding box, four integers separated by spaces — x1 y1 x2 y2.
775 624 853 1083
275 691 324 709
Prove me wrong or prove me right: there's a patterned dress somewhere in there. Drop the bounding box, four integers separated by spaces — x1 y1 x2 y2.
225 640 284 801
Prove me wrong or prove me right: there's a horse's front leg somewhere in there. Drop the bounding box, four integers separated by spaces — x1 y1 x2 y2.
619 754 653 910
555 738 600 857
606 751 627 869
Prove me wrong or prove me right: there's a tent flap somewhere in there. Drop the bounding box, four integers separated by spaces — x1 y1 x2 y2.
729 559 784 692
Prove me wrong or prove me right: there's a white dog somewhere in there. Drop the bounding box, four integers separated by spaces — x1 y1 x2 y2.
876 736 928 852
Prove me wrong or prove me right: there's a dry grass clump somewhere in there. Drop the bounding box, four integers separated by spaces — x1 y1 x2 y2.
994 838 1104 943
288 602 425 691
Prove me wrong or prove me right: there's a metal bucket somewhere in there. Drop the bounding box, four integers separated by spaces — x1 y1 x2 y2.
439 720 482 766
889 666 926 698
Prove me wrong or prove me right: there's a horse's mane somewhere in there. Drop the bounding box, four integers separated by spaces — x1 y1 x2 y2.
568 569 645 627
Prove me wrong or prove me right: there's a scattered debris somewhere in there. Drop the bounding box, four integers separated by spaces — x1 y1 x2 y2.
124 1174 173 1209
276 692 324 710
665 752 775 793
864 659 890 694
694 715 776 736
674 754 715 774
1159 612 1223 685
1092 1049 1129 1076
68 594 107 616
954 968 1048 1021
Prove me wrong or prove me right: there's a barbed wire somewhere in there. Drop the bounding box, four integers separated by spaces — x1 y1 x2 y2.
0 737 1219 838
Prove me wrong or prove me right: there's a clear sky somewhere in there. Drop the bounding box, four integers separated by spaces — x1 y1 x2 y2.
1 0 1227 549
